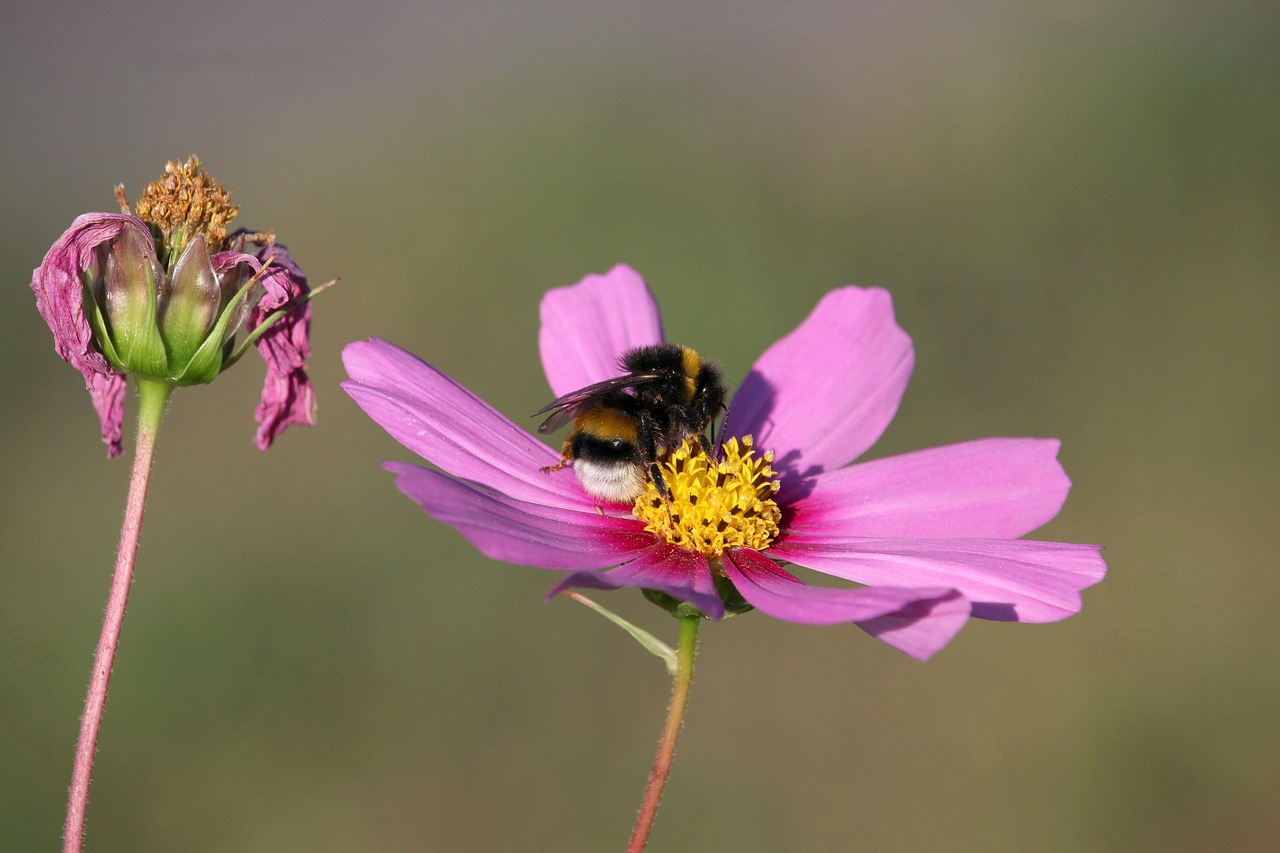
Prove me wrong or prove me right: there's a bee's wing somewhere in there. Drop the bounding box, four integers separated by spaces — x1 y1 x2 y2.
532 372 667 434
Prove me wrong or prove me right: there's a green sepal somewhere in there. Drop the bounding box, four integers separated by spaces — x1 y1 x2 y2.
713 574 755 616
81 279 124 371
157 236 220 369
226 275 332 368
642 576 754 621
171 324 225 385
118 320 170 380
225 303 286 366
642 588 693 618
563 592 678 675
170 272 257 385
92 228 170 378
107 270 168 379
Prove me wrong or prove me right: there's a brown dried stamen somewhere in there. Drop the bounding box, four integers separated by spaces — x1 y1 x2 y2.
133 156 239 250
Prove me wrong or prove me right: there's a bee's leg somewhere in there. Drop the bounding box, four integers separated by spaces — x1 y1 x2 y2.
539 439 574 474
632 411 667 498
649 460 671 502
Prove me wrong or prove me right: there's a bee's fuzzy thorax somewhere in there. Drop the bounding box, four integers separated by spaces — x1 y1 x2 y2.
536 341 727 505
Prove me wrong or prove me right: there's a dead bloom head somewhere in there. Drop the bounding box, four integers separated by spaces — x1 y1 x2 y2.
31 156 317 456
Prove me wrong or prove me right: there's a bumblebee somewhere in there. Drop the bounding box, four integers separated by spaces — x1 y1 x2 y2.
534 343 726 503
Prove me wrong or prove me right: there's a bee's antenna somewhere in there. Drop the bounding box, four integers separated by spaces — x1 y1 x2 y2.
713 407 730 458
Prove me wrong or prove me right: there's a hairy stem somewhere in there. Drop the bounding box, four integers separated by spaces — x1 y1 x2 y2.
627 611 701 853
63 378 172 853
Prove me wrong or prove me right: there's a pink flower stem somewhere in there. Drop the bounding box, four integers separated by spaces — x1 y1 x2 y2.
63 378 173 853
627 610 701 853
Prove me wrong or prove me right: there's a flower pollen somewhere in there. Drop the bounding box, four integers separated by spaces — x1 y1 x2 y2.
133 156 239 252
633 436 781 556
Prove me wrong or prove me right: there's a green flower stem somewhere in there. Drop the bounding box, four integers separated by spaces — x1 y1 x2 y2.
63 378 173 853
627 610 702 853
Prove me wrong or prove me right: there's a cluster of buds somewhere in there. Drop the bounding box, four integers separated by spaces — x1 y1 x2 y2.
31 157 317 456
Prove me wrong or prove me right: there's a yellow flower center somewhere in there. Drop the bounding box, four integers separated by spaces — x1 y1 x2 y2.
134 155 239 250
633 435 782 557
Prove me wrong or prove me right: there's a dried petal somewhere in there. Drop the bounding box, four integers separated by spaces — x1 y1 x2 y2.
248 242 316 449
30 213 153 456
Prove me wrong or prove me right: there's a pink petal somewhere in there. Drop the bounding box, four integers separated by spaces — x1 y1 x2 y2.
30 213 149 457
547 543 724 619
728 287 913 475
249 242 316 449
722 548 969 659
386 462 654 569
854 594 974 660
88 372 127 459
785 438 1071 537
343 338 592 510
772 537 1106 623
538 264 665 398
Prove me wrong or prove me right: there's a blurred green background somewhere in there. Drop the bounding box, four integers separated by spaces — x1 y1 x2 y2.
3 1 1277 850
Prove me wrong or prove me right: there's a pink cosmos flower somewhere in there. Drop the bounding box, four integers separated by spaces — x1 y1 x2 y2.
342 265 1104 660
31 159 316 457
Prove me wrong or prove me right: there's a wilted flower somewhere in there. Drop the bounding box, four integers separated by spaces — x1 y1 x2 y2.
31 156 316 456
343 265 1105 660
